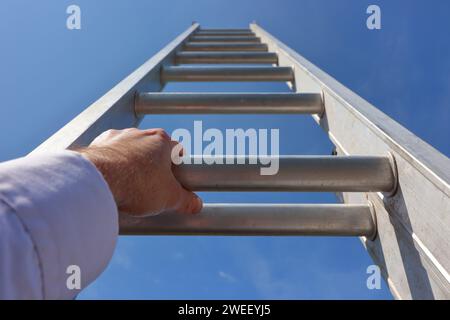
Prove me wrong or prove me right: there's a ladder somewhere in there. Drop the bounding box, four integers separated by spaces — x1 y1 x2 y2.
31 23 450 300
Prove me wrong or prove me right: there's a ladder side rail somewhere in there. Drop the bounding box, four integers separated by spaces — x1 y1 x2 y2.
30 23 199 153
250 23 450 299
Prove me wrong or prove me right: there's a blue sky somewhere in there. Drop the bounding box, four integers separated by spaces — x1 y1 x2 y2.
1 1 449 299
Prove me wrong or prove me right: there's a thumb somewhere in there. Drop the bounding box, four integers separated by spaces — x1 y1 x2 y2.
167 178 203 214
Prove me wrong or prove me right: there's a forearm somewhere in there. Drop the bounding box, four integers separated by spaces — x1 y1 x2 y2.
0 151 118 299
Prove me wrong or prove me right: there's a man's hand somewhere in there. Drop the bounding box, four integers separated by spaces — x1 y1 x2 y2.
78 128 202 216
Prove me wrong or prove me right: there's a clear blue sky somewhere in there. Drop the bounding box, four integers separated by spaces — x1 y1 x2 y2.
0 0 448 299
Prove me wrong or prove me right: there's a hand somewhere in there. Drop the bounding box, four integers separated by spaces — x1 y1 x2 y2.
78 128 203 216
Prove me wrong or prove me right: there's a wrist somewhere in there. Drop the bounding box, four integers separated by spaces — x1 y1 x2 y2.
77 147 126 209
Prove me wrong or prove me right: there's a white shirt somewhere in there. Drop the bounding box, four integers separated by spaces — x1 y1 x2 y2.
0 150 118 299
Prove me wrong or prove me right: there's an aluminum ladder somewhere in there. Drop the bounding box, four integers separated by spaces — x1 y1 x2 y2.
32 23 450 300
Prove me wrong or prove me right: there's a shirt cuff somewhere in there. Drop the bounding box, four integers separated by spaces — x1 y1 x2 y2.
0 150 118 299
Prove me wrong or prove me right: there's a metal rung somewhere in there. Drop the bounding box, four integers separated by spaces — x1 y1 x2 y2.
172 156 397 193
196 29 253 34
161 66 294 82
184 42 268 52
199 28 252 32
196 31 256 37
175 52 278 64
136 93 323 114
119 203 376 237
190 36 261 43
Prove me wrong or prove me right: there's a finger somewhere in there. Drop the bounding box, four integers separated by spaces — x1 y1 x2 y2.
170 140 182 153
170 141 185 165
167 179 203 214
143 128 170 140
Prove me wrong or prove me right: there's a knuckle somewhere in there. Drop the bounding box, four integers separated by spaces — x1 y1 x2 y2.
154 128 170 139
105 129 118 135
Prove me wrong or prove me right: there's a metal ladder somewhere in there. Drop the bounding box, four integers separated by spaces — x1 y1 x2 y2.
32 23 450 300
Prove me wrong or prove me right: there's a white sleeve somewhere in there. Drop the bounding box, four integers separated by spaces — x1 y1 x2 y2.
0 150 118 299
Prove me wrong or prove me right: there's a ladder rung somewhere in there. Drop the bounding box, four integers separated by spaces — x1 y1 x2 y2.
119 203 376 237
175 52 278 64
172 156 397 193
136 93 323 114
199 28 252 32
184 42 268 52
196 31 256 37
161 66 294 82
190 36 261 43
197 29 252 34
